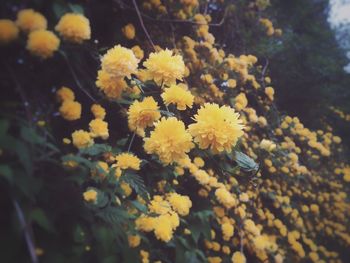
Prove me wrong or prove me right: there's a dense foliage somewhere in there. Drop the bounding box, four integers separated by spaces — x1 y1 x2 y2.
0 0 350 263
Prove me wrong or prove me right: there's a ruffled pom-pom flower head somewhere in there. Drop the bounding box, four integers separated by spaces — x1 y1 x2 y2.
188 103 244 153
101 45 139 79
143 49 185 86
16 9 47 33
26 30 60 59
143 117 194 165
0 19 19 45
55 13 91 43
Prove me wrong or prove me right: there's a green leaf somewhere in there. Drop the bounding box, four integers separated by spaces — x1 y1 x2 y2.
0 119 9 137
234 151 259 172
52 2 70 19
20 126 45 145
121 172 148 199
62 155 93 168
30 208 55 232
129 200 148 213
79 144 112 156
0 164 13 183
68 3 84 14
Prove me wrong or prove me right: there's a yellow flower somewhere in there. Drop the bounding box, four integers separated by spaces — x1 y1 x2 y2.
128 235 141 248
16 9 47 33
72 130 94 148
222 222 234 241
227 79 237 88
215 187 237 208
143 49 185 86
59 100 81 121
135 215 156 232
91 104 106 119
127 97 161 136
122 23 136 39
167 193 192 216
244 219 260 236
0 19 19 45
161 84 194 110
96 70 127 99
115 152 141 170
153 214 174 242
83 189 98 203
188 103 244 153
101 44 139 78
89 119 109 139
193 157 205 167
144 117 194 165
259 139 276 151
231 251 246 263
56 86 75 102
265 87 274 100
132 45 144 60
26 30 60 59
55 13 91 43
120 182 132 196
235 93 248 111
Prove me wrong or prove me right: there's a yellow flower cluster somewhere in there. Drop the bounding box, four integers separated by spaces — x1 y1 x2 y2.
57 87 81 121
115 153 141 170
136 194 191 242
161 84 194 110
26 30 60 59
122 23 135 40
144 117 194 164
55 13 91 43
127 97 161 136
89 119 109 139
16 9 47 33
189 103 244 153
83 189 98 203
0 19 19 45
143 49 185 86
101 44 139 78
72 130 94 149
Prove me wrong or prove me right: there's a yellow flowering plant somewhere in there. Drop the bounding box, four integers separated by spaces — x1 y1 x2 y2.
1 1 350 263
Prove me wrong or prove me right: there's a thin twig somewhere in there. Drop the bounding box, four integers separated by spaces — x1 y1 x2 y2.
13 200 39 263
240 229 244 254
59 50 97 102
260 58 269 87
132 0 156 50
127 132 136 152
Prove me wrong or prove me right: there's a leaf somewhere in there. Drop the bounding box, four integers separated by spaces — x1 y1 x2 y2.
30 208 55 232
68 3 84 14
121 172 148 199
129 200 148 213
52 2 70 19
14 140 32 174
0 119 9 137
79 144 112 156
62 155 93 169
0 164 13 183
20 126 45 145
234 151 259 172
96 206 133 225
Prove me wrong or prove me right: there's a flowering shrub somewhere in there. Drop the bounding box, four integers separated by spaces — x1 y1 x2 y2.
0 1 350 263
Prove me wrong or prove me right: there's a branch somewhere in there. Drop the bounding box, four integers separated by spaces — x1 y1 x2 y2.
59 50 97 102
13 200 39 263
132 0 156 50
